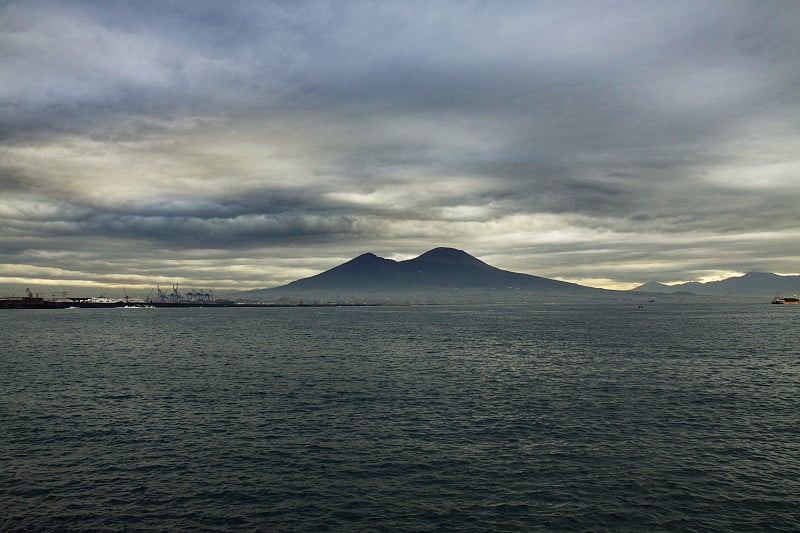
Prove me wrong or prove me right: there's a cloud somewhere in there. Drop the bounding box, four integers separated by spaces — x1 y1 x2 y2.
1 0 799 291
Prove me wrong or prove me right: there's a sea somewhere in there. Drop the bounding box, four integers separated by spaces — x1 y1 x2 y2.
1 303 798 532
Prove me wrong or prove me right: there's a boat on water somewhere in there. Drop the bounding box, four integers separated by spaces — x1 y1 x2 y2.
771 294 799 304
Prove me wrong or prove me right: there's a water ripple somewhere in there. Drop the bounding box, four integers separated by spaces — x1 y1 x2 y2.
1 304 798 531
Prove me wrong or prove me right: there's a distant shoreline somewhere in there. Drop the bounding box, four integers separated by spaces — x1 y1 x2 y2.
0 299 387 309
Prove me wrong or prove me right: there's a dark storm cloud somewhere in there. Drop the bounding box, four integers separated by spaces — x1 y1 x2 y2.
2 0 799 290
1 192 370 247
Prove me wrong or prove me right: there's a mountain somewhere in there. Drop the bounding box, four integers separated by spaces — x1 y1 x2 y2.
243 247 617 303
634 281 673 293
632 272 800 298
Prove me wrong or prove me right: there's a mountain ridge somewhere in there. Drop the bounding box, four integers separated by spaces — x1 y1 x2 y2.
243 247 613 302
632 271 800 297
237 248 792 302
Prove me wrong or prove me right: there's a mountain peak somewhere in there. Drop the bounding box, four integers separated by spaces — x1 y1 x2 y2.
350 252 380 262
341 252 396 266
633 281 671 292
412 247 487 266
741 271 779 279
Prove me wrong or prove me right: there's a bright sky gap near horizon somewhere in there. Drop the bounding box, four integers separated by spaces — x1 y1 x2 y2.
1 1 799 294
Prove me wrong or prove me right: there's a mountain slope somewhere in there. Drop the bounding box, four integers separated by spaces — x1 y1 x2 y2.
388 247 584 291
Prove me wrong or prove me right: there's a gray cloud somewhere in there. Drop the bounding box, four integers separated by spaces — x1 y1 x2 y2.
1 0 799 292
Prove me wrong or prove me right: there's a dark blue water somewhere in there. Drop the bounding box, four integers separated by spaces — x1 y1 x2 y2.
2 303 798 531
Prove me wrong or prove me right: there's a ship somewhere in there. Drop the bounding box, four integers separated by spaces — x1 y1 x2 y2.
771 294 799 304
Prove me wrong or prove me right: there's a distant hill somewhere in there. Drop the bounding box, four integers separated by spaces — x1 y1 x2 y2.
634 281 672 293
242 247 619 303
632 272 800 298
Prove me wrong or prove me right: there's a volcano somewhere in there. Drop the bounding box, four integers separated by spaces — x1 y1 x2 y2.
244 247 613 302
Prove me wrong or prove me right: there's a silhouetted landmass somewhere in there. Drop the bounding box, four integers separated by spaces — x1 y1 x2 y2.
237 248 790 304
632 272 800 298
242 247 620 303
283 247 586 291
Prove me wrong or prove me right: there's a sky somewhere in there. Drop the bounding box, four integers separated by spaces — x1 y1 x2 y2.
2 0 799 296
